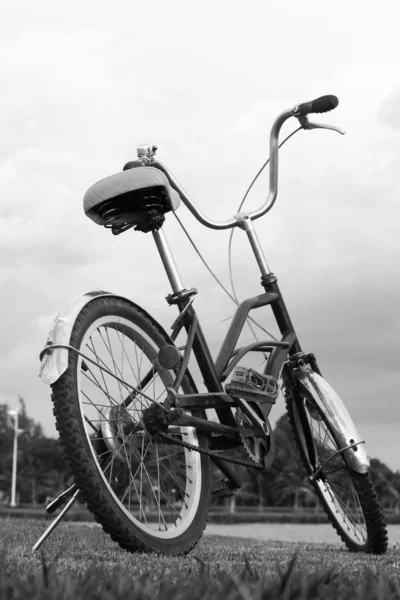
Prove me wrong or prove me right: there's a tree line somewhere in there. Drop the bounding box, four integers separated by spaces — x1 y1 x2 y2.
0 398 67 505
216 414 400 512
0 399 398 511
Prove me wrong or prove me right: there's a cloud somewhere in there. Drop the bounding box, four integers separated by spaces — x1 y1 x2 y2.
0 161 17 185
0 0 399 474
380 87 400 130
232 102 278 133
0 180 98 266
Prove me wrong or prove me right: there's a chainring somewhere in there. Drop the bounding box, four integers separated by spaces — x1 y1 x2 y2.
235 408 269 465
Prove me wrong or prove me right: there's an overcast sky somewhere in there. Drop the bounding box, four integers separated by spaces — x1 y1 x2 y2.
1 0 399 471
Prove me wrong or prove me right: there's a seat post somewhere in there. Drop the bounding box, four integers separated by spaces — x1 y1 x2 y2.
152 228 185 294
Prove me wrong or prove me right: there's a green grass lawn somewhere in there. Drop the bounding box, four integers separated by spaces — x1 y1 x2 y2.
1 518 400 599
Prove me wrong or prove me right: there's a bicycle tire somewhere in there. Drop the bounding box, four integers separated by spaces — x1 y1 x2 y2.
51 296 211 555
284 381 388 554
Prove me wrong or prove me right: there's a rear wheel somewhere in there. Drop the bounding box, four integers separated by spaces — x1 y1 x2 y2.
51 296 211 555
285 385 388 553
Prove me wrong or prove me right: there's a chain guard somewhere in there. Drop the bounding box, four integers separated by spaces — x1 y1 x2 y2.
100 402 271 471
236 408 275 468
157 430 265 470
235 408 271 466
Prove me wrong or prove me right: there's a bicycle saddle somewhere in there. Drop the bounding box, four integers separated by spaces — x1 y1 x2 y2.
84 166 181 233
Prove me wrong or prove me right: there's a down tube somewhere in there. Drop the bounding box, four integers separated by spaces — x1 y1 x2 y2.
180 302 237 428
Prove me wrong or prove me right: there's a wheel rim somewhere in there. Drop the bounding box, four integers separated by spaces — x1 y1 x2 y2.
299 398 368 546
76 315 203 539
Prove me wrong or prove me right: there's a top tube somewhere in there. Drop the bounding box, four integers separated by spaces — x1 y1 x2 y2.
152 107 296 231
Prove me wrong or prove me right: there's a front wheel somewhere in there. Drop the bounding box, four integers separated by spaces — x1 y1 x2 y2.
285 383 388 554
51 296 211 555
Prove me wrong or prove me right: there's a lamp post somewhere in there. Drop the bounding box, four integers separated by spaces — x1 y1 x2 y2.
8 409 21 508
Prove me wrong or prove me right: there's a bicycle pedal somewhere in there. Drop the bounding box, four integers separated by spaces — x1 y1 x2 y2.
225 367 279 403
211 478 238 499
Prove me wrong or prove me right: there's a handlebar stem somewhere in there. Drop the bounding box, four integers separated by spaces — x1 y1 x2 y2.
238 214 271 277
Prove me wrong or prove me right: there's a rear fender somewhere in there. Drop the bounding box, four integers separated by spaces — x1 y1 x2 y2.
39 291 175 386
293 367 369 474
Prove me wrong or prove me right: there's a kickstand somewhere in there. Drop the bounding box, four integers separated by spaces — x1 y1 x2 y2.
32 486 80 552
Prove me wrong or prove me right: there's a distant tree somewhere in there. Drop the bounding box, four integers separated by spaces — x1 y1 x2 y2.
0 398 69 504
370 458 400 513
17 396 44 439
18 437 68 505
0 407 14 500
245 419 399 512
233 414 317 510
266 414 316 508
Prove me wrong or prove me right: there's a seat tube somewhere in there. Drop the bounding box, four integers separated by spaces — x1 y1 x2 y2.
152 229 185 293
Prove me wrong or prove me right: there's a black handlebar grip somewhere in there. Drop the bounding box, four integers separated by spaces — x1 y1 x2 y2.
296 95 339 116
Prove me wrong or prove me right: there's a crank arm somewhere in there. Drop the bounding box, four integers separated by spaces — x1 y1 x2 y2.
210 456 242 490
236 398 275 468
236 398 270 436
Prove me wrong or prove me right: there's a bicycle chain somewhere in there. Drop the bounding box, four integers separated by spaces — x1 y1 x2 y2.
157 431 265 470
40 344 265 470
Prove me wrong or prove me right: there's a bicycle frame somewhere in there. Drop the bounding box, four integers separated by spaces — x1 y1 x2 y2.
152 225 301 427
150 217 369 477
144 100 345 431
34 95 375 554
39 94 367 471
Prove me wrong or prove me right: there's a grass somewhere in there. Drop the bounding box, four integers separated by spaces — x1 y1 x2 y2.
0 505 330 524
1 518 400 598
5 505 400 525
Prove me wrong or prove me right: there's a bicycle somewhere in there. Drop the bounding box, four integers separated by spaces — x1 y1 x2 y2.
37 95 388 556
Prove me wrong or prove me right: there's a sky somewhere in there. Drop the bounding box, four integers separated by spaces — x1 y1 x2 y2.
1 0 399 470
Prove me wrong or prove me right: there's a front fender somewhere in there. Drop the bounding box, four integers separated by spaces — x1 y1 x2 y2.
293 368 370 474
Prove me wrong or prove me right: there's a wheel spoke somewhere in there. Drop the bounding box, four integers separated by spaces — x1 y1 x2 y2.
114 327 141 389
59 307 204 544
82 368 119 407
87 336 113 400
89 330 129 401
158 438 192 484
302 399 368 545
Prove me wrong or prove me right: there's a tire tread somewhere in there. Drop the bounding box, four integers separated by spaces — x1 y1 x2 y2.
283 382 388 554
51 296 211 555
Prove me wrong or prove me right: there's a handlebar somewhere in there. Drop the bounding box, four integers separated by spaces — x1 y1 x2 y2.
139 95 342 231
295 94 339 117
